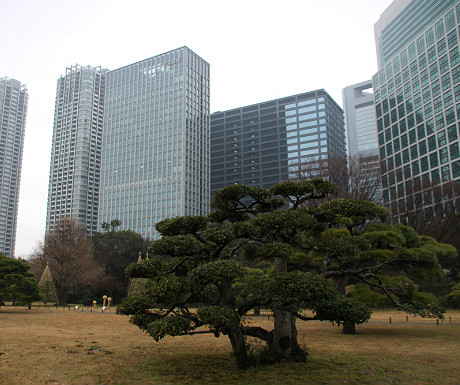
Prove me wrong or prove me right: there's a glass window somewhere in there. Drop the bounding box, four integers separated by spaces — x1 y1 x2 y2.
428 134 437 151
412 160 420 175
425 27 435 47
409 43 417 62
415 106 422 123
404 81 412 98
430 62 439 80
445 9 456 32
379 69 386 85
437 129 447 146
442 72 452 90
417 35 426 54
448 29 458 48
388 79 395 94
446 107 456 125
453 160 460 178
450 142 460 159
424 103 433 119
432 79 441 97
436 113 446 130
298 106 316 114
410 144 418 160
419 139 427 156
412 76 420 93
438 37 447 56
417 123 426 139
386 63 394 79
386 142 393 156
430 152 439 167
435 19 446 40
448 124 458 141
414 92 422 108
395 73 402 89
428 45 437 63
452 65 460 84
410 60 419 77
419 53 428 70
422 85 432 103
299 113 317 121
455 84 460 102
403 148 410 163
400 118 407 133
440 147 449 164
396 86 404 104
441 166 450 182
421 156 429 172
433 96 443 114
439 54 450 74
402 66 410 83
444 89 454 107
449 47 460 67
401 132 408 148
389 93 397 109
401 50 409 68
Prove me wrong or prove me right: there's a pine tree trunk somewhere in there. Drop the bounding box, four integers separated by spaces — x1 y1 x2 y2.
336 278 357 335
228 326 250 369
270 257 307 363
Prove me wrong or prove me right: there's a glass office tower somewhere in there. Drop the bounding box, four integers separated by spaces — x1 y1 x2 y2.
0 77 28 257
99 47 210 239
46 65 107 235
210 89 345 197
342 80 382 203
373 0 460 222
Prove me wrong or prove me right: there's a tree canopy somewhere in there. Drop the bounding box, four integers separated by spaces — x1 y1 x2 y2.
91 229 150 301
30 217 103 305
118 181 456 369
0 254 41 307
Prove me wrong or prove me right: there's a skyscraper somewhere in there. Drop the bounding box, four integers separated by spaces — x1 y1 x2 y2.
342 80 382 203
98 47 210 239
46 65 107 235
373 0 460 222
343 80 379 158
0 77 28 257
210 89 345 196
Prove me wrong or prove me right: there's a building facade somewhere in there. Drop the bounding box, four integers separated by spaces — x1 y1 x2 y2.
342 80 382 203
98 47 210 239
343 80 379 157
210 90 345 196
373 0 460 222
46 65 107 235
0 77 28 257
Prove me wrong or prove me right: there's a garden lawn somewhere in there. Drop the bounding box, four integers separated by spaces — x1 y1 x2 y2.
0 307 459 385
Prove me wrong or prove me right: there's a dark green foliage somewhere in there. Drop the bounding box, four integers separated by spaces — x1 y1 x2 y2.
91 230 149 301
0 255 41 306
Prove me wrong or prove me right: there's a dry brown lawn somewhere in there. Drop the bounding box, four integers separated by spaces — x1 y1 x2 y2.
0 307 459 385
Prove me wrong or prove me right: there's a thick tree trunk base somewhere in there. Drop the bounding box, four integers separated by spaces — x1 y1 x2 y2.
342 322 356 334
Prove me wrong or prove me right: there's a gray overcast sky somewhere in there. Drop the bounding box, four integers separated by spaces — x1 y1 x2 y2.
0 0 393 257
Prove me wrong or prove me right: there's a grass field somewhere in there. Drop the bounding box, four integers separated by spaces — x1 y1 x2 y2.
1 307 459 385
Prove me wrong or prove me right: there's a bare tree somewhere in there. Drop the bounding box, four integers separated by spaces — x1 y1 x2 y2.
288 154 382 203
29 217 104 305
400 179 460 250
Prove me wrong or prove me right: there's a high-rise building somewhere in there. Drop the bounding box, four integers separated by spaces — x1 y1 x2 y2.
343 80 379 158
98 47 210 239
210 89 345 196
0 77 28 257
46 65 107 235
373 0 460 222
342 80 382 203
